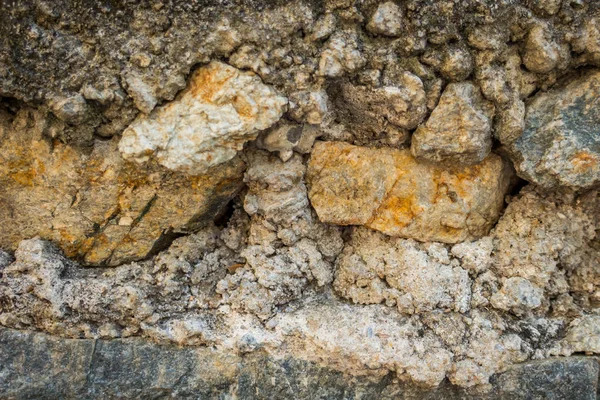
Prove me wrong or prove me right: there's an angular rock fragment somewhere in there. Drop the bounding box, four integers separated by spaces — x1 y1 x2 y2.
492 186 596 290
366 2 403 37
411 82 495 166
0 109 244 266
490 277 544 316
256 124 321 162
509 70 600 189
318 31 366 77
307 141 514 243
522 25 562 74
119 61 287 175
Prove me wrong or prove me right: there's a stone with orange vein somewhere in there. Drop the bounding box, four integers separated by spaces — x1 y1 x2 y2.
119 61 287 175
307 141 515 243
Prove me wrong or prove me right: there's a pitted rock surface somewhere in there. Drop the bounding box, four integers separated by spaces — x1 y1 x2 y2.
0 108 244 266
1 0 600 396
119 61 287 175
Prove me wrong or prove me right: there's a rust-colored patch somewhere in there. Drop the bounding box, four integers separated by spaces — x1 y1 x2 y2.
189 63 236 102
308 141 514 243
232 95 255 119
571 151 598 172
369 193 417 229
227 263 245 273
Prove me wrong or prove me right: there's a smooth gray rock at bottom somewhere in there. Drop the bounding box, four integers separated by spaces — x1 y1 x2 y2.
0 328 598 400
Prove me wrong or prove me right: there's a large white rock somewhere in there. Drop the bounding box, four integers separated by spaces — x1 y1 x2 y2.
119 61 287 175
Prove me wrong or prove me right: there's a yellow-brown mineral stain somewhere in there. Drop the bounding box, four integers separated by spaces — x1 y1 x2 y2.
307 141 514 243
571 151 598 173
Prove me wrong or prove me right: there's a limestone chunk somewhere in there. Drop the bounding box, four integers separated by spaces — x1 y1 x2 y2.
490 277 544 316
411 82 495 166
494 99 525 145
492 187 596 291
0 109 244 266
123 72 159 114
508 70 600 189
256 124 321 162
450 237 494 274
523 25 560 74
334 228 471 314
310 13 336 41
318 31 366 77
366 2 403 37
422 45 474 82
49 95 89 125
564 316 600 354
307 141 515 243
119 61 287 175
572 17 600 66
287 90 329 125
439 46 474 82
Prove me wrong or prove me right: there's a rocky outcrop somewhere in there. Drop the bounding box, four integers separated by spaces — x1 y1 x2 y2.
1 0 600 395
119 61 287 175
306 141 515 243
0 176 599 390
508 70 600 189
0 108 244 266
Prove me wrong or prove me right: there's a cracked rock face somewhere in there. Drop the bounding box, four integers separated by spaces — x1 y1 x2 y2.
0 108 244 266
307 141 515 243
1 0 600 397
119 61 287 175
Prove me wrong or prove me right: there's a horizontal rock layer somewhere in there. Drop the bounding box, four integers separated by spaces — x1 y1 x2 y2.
0 328 598 400
1 0 600 395
307 141 515 243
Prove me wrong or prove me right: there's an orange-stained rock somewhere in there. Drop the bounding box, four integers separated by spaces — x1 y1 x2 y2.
119 61 287 175
0 108 244 266
306 141 515 243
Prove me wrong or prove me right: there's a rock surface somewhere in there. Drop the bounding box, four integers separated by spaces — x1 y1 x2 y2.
0 183 598 390
307 141 515 243
1 0 600 395
509 70 600 189
411 82 495 166
332 73 427 143
119 61 287 175
0 108 244 266
0 328 598 400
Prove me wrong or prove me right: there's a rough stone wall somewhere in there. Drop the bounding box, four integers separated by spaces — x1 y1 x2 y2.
0 0 600 397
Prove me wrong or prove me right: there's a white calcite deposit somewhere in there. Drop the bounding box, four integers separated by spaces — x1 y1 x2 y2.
119 61 287 175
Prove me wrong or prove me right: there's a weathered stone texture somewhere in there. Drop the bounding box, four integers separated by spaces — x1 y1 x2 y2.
0 186 599 389
509 70 600 189
307 141 515 243
0 328 598 400
119 61 287 175
1 0 600 395
0 108 244 266
332 72 427 144
411 82 495 166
